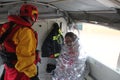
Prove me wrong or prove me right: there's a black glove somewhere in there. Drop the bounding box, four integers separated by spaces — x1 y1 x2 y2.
46 63 56 73
30 75 39 80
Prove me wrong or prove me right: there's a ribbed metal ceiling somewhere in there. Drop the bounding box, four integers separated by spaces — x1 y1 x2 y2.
0 0 120 29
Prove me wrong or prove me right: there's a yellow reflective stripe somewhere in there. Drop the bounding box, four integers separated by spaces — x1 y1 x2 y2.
53 28 62 40
58 29 62 35
53 34 60 40
53 36 57 40
53 29 63 44
32 10 38 15
54 53 60 57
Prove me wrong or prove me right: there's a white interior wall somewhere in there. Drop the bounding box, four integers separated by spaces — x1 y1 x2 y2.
32 18 68 79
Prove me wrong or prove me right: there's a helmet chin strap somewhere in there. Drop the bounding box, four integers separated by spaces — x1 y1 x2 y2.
25 17 35 26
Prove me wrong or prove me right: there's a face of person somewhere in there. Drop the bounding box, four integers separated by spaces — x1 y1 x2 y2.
26 17 35 25
65 36 73 46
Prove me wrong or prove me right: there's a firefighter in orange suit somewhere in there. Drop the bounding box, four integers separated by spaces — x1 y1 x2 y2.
0 4 40 80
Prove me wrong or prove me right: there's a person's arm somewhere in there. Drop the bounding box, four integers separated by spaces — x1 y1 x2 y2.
13 27 37 78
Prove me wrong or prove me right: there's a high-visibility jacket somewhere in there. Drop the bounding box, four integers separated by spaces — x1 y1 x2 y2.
41 23 64 58
0 15 39 80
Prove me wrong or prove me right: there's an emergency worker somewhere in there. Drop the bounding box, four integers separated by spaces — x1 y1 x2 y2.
0 4 40 80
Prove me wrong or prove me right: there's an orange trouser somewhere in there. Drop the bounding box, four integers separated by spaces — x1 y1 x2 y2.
4 64 30 80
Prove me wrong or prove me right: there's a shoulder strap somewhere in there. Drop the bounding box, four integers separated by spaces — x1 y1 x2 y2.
0 22 15 44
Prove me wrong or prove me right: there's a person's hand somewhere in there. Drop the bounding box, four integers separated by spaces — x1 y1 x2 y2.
30 75 39 80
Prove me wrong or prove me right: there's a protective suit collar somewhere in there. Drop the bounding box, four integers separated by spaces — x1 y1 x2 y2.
8 15 32 27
